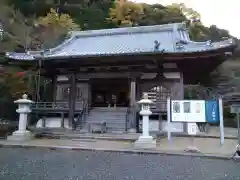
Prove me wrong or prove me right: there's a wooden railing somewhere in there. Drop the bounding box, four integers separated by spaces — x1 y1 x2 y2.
150 101 167 112
32 100 87 110
145 91 168 112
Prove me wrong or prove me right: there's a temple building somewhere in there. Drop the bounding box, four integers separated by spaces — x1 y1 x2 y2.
4 22 236 133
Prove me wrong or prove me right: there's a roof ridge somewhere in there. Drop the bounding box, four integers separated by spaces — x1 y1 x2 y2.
46 23 186 55
43 34 77 55
69 23 185 38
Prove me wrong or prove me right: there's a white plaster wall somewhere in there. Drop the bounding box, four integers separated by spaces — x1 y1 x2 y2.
161 121 200 133
149 120 160 131
36 118 76 129
139 119 160 131
139 119 186 132
161 121 184 132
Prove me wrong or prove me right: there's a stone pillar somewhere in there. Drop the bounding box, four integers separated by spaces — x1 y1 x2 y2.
7 94 34 141
134 93 157 149
128 78 137 133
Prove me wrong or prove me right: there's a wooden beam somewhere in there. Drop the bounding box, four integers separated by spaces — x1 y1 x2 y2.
139 77 180 84
45 66 180 74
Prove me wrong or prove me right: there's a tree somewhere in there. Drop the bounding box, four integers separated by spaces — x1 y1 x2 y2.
175 3 201 21
32 8 80 49
208 25 230 41
0 68 29 99
164 4 187 23
139 4 186 25
108 0 144 27
0 1 80 51
0 5 79 102
0 1 36 52
37 8 79 30
7 0 114 30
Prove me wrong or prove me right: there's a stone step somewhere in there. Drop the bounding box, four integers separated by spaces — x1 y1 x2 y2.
77 107 128 132
87 114 126 116
87 116 126 119
76 122 126 127
88 112 127 115
87 118 126 121
91 108 127 112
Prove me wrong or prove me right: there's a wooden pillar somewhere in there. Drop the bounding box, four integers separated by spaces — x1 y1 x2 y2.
68 73 77 129
180 73 187 132
61 112 64 128
136 79 142 100
129 77 137 132
179 73 184 99
136 79 142 132
52 75 57 102
27 75 33 100
171 73 186 132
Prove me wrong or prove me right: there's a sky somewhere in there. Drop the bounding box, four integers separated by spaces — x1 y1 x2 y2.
131 0 240 38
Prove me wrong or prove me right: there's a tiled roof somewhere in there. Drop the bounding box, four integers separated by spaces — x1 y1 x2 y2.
5 22 236 60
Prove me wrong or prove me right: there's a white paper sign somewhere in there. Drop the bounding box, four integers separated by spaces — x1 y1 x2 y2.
187 123 198 135
171 100 206 122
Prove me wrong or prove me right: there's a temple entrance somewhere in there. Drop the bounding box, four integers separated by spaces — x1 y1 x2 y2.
91 79 129 107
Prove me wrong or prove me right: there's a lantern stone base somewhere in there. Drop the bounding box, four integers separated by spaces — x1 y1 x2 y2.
134 136 157 149
7 130 33 141
128 128 136 133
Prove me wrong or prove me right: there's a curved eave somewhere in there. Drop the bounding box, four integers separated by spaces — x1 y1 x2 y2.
4 38 237 62
5 52 35 61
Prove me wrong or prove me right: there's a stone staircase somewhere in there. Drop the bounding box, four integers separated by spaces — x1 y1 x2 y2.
77 107 128 133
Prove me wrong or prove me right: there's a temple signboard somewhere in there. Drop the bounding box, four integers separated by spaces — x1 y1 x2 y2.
171 100 206 122
171 100 219 123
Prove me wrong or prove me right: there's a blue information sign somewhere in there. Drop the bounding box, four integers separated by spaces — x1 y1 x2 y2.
205 100 219 123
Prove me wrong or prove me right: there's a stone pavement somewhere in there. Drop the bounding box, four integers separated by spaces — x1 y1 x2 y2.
0 136 237 159
168 126 238 139
1 148 239 180
32 126 239 140
157 137 237 157
205 127 238 139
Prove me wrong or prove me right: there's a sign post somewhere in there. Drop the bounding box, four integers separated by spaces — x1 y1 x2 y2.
167 97 171 143
169 99 221 152
237 113 240 145
218 98 225 145
205 99 223 145
185 123 199 152
230 104 240 144
230 103 240 157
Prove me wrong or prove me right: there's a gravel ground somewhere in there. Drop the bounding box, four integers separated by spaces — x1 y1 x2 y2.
0 148 239 180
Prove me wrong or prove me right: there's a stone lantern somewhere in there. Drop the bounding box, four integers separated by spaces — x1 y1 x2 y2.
7 94 34 141
134 93 156 149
